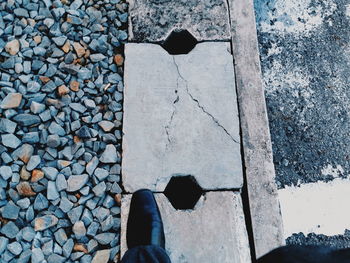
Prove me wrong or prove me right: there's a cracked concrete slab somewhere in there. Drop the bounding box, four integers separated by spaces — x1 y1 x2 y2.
122 42 242 192
127 0 231 42
121 192 251 263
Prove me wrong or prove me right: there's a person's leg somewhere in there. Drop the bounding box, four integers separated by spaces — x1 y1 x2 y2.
121 245 171 263
121 189 171 263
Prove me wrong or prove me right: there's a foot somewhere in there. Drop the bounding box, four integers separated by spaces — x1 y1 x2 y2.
126 189 165 249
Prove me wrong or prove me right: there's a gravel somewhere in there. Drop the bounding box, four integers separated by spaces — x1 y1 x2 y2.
0 0 127 261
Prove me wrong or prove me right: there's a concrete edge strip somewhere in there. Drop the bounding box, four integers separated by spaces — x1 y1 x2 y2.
228 0 285 258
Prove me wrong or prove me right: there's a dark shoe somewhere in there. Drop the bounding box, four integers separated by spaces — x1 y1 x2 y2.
127 189 165 249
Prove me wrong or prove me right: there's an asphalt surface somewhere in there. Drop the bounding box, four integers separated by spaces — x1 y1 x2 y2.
254 0 350 248
255 0 350 188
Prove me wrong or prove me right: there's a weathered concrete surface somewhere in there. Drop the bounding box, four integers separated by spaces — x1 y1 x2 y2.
122 42 242 192
255 0 350 188
121 192 251 262
127 0 231 42
229 0 285 258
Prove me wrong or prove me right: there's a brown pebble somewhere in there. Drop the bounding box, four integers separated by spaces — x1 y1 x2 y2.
16 182 36 196
58 160 71 168
114 194 121 207
0 93 22 109
39 76 51 84
70 80 80 92
73 244 88 253
20 166 31 180
84 49 91 59
31 170 44 182
62 40 70 53
20 18 28 26
16 144 34 163
5 39 20 55
75 193 81 200
46 98 63 109
0 217 9 225
57 85 69 96
33 35 41 44
73 136 81 143
113 253 120 263
27 18 36 27
114 54 124 66
73 42 85 57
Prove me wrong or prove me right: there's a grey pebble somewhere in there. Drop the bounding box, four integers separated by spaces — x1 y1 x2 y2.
2 201 20 219
47 181 60 200
49 122 66 136
67 174 89 192
59 197 73 213
0 165 12 180
34 193 49 210
1 221 19 239
7 241 22 256
87 221 99 237
1 133 21 148
70 103 87 113
0 118 17 133
17 249 32 263
67 205 83 224
62 238 74 258
86 156 99 175
54 228 67 246
42 167 58 180
17 198 30 209
31 248 45 263
13 114 41 126
56 173 67 191
94 167 109 181
47 134 60 148
100 144 119 163
92 181 106 197
26 155 41 171
0 237 9 255
94 233 116 245
22 226 36 242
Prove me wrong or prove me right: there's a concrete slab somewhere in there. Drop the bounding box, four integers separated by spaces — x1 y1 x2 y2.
122 42 242 192
127 0 231 42
228 0 285 258
121 192 251 263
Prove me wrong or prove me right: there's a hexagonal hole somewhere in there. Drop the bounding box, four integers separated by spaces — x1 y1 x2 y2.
164 176 203 210
162 29 198 55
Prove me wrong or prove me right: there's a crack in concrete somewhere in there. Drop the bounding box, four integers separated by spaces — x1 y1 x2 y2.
172 56 239 144
165 60 180 149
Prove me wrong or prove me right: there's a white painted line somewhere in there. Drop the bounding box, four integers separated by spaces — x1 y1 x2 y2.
279 178 350 238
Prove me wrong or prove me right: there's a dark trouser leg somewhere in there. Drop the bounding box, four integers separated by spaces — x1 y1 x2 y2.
121 245 172 263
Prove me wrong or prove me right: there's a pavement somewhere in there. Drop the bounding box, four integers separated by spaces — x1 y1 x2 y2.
121 0 285 261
